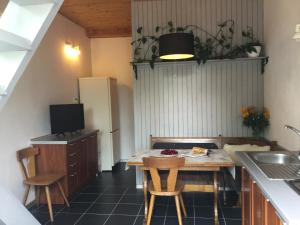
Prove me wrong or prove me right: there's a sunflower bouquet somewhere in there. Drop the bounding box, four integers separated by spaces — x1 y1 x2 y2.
240 106 270 137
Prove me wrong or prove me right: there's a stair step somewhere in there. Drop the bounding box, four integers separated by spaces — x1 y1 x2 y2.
0 29 31 51
9 0 55 5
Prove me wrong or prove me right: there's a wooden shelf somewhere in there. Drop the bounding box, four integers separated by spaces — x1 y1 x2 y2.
132 56 269 79
132 56 268 66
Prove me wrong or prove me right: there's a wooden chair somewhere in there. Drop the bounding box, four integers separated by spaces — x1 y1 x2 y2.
16 147 70 222
143 157 187 225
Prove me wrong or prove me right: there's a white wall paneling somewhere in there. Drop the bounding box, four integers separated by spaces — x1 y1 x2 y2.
134 60 264 150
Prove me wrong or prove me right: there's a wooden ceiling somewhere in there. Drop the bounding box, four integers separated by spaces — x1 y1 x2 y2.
59 0 132 38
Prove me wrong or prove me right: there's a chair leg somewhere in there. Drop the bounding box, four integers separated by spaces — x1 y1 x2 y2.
179 194 187 217
57 181 70 207
146 195 155 225
23 185 30 205
45 186 54 222
175 195 183 225
36 186 40 206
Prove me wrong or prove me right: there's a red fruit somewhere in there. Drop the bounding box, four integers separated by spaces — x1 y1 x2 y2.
161 149 178 155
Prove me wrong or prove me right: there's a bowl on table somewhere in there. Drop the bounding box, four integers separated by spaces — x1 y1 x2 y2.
161 149 178 156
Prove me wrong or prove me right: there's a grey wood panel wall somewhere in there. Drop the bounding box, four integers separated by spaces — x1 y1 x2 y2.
131 0 264 186
132 0 264 52
134 60 264 150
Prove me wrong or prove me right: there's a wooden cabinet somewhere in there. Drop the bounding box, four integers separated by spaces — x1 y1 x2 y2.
242 167 284 225
251 182 265 225
265 201 284 225
66 141 80 194
78 138 88 185
87 134 98 177
34 131 98 204
242 168 252 225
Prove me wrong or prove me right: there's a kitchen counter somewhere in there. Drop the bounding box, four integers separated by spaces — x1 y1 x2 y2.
237 152 300 225
31 129 99 144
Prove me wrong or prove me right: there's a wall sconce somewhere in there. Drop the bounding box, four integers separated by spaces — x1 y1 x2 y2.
64 42 81 58
293 24 300 42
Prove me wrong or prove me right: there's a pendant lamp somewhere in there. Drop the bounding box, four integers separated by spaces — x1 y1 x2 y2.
159 33 194 60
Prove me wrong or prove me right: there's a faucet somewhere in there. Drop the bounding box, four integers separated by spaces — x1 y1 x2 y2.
284 125 300 136
284 125 300 156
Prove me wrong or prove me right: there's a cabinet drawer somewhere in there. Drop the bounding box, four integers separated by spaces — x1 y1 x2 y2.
67 143 77 152
67 151 79 164
67 162 79 174
68 172 78 194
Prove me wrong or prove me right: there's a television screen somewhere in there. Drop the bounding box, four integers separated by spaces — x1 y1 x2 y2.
50 104 84 134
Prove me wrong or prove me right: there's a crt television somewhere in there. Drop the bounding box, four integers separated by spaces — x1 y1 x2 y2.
50 104 84 134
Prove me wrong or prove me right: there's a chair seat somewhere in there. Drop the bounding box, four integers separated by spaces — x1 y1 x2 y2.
24 173 64 186
148 180 185 196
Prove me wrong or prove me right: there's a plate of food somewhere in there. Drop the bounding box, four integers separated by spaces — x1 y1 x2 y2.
180 147 208 158
160 149 178 156
192 147 208 156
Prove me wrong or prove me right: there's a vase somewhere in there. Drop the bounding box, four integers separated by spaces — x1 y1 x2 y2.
252 129 263 138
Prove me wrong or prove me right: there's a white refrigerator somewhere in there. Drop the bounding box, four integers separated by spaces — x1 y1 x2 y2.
79 77 120 171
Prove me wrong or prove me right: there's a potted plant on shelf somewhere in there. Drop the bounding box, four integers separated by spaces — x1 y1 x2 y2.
241 27 262 58
131 20 236 68
240 106 270 137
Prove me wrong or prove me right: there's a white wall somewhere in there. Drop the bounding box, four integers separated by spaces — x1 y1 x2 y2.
264 0 300 150
0 14 91 202
91 37 134 161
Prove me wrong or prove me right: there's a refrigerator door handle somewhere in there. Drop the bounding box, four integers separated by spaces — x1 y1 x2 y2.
110 129 119 133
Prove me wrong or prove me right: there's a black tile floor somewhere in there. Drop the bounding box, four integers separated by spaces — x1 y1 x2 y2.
29 163 241 225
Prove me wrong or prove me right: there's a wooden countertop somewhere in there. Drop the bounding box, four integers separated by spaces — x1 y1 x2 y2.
31 129 99 145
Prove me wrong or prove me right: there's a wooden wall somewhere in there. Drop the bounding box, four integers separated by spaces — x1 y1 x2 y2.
132 0 264 186
132 0 264 47
134 59 264 149
134 60 265 186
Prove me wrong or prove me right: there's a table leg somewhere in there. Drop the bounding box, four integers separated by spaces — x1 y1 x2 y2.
143 170 148 224
214 171 220 225
222 169 227 206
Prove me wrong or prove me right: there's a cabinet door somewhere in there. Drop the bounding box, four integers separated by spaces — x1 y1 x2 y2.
87 134 98 177
242 168 252 225
265 201 284 225
252 182 265 225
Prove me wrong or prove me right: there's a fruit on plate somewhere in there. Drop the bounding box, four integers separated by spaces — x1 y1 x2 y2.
161 149 178 155
192 147 208 155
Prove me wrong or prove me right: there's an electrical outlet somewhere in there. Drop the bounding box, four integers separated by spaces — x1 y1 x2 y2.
73 97 79 103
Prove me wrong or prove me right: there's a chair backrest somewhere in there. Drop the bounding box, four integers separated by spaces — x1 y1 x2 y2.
143 157 185 192
16 147 39 180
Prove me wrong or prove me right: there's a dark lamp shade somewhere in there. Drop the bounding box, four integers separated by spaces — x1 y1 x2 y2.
159 33 194 60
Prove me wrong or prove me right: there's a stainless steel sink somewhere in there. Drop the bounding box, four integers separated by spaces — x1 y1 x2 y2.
247 151 300 180
252 152 298 165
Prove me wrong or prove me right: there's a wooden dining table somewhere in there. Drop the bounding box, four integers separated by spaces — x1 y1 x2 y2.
127 149 234 225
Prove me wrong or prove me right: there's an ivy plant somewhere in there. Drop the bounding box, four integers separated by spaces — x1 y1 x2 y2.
131 20 256 68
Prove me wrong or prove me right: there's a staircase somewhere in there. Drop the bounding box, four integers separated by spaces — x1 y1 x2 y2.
0 0 63 110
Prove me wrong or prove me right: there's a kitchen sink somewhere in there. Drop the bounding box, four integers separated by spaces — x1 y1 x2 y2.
252 152 299 165
247 151 300 180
